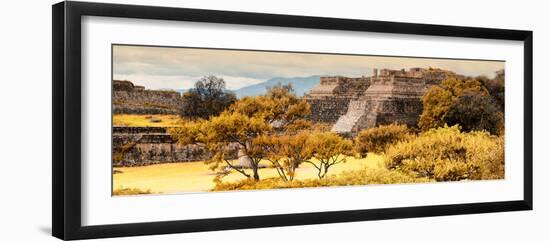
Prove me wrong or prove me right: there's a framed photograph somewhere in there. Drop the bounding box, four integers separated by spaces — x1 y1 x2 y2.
52 1 533 240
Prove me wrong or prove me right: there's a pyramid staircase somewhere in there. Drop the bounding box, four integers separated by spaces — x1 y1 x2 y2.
331 100 369 134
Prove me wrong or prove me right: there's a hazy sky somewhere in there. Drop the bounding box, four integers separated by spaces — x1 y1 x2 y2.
113 45 504 90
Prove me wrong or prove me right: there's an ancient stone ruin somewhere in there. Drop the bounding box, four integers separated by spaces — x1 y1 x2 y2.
306 68 460 135
112 126 239 167
113 80 183 114
111 81 220 167
112 68 461 166
304 76 371 123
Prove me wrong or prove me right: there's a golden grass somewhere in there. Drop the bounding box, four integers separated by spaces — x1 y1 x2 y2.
112 154 385 195
112 187 152 196
113 114 184 127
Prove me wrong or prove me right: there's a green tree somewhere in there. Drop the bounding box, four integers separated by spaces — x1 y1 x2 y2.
180 75 237 119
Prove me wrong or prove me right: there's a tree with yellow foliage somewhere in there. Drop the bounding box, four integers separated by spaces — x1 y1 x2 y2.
170 112 271 180
228 84 311 131
419 77 504 135
170 84 313 181
256 131 313 182
304 131 353 179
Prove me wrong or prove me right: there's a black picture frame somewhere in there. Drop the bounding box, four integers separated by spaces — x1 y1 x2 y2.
52 1 533 240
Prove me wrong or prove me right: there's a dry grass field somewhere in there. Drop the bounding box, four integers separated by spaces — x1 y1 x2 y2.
113 114 184 127
112 154 384 194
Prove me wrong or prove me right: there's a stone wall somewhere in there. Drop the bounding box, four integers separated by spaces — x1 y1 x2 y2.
112 126 239 167
113 126 167 134
319 68 459 135
353 95 424 130
113 80 183 114
304 75 371 123
306 96 354 123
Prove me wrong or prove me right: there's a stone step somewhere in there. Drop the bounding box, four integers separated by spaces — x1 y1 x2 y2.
331 100 368 133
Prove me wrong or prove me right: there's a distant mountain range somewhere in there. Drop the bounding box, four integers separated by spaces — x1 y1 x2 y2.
233 76 320 98
172 76 321 98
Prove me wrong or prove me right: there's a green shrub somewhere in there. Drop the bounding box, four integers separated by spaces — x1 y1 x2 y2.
212 168 429 191
385 125 504 181
354 124 412 156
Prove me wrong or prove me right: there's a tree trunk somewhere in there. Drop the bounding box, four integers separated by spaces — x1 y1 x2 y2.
252 166 260 181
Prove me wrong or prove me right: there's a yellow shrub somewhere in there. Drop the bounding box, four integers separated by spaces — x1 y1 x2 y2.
212 168 429 191
354 124 412 156
112 187 152 195
385 125 504 181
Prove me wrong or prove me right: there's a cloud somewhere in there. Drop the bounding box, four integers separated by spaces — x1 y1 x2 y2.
113 45 504 90
113 73 265 90
113 74 196 90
